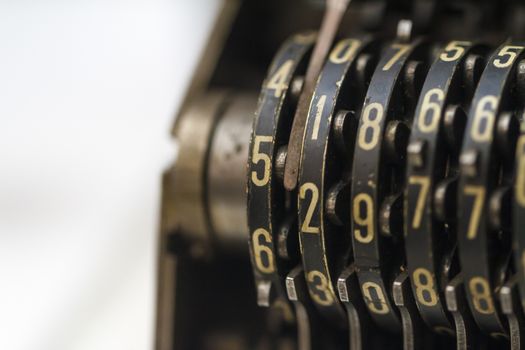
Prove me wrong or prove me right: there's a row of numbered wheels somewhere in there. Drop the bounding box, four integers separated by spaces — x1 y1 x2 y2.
247 32 525 349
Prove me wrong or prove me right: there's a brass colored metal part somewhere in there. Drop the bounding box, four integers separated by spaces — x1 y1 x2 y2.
172 0 240 135
208 93 257 252
284 0 351 191
157 1 525 349
171 91 228 248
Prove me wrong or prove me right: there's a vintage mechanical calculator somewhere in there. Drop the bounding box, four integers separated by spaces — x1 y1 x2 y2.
156 1 525 349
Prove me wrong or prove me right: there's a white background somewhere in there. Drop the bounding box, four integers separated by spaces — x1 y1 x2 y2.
0 1 219 349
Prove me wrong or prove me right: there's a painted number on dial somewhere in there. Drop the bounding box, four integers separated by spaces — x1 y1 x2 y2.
252 228 275 274
307 270 334 306
266 60 293 98
468 277 495 314
418 88 444 133
493 45 524 68
353 193 375 243
413 268 438 307
300 183 320 234
362 281 389 314
440 41 471 62
358 102 384 151
251 135 272 187
471 95 498 142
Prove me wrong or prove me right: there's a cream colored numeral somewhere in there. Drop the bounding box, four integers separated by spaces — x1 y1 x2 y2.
382 44 411 71
413 268 438 307
517 136 525 207
293 32 316 45
252 228 275 274
362 282 389 314
440 41 471 62
311 95 327 140
300 183 320 234
409 176 430 229
464 186 485 240
266 60 293 98
494 45 524 68
307 270 334 306
418 88 444 133
353 193 374 243
468 277 495 314
472 95 498 142
329 39 361 64
358 102 384 151
251 135 273 186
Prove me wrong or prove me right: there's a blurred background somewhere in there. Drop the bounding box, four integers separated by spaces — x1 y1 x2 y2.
0 1 220 349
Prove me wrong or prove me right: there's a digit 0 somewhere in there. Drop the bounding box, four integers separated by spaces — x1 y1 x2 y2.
329 39 361 64
362 281 389 314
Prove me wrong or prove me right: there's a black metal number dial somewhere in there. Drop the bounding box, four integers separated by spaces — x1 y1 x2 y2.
298 37 378 326
350 39 430 332
458 42 525 335
405 40 486 333
248 33 315 308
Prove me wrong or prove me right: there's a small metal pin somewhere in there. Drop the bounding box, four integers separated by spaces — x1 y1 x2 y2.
464 54 484 97
337 265 374 350
443 105 467 152
459 149 479 178
274 146 288 182
500 275 525 350
404 60 425 105
397 19 413 43
379 194 403 237
257 280 273 307
407 139 427 168
384 120 410 163
291 76 305 101
496 112 519 158
488 187 511 231
446 274 481 350
393 271 428 350
332 110 356 154
434 177 458 223
325 181 350 226
516 59 525 99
